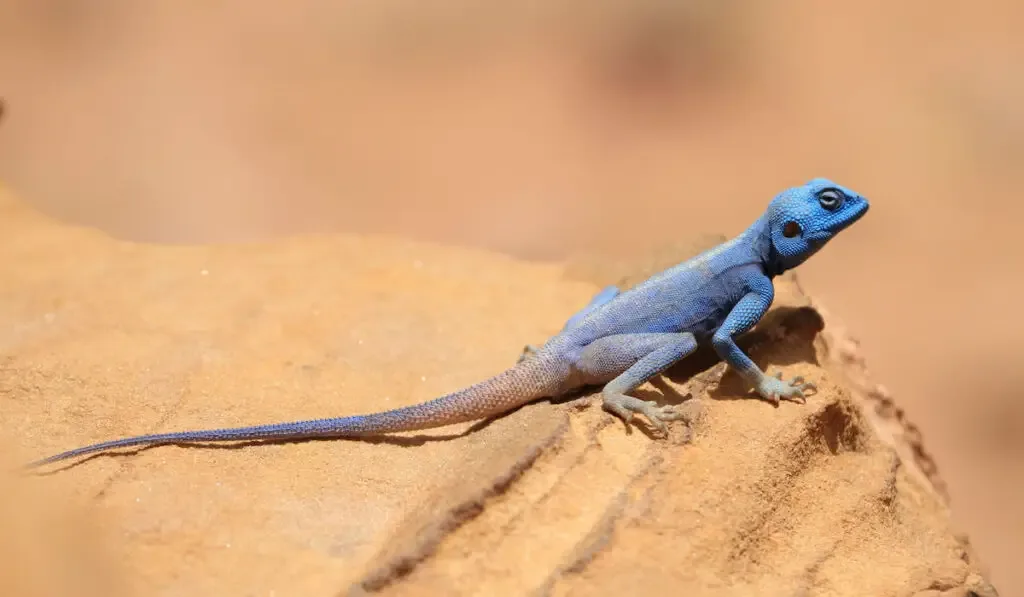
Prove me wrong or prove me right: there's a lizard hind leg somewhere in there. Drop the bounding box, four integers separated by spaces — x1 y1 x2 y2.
560 285 620 332
517 285 621 364
578 332 698 434
516 344 541 364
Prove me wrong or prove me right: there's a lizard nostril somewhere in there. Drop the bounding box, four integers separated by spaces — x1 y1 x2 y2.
782 221 802 238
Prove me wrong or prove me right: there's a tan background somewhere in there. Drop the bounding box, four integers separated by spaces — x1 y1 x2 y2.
1 0 1021 593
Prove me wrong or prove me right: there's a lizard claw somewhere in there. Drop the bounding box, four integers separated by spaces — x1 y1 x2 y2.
776 372 804 385
602 393 684 435
756 372 816 405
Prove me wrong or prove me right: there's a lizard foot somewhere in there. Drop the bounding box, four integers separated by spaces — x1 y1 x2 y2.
754 372 817 405
516 344 540 364
602 393 684 435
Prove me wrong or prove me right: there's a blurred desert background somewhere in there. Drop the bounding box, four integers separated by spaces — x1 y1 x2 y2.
0 0 1021 594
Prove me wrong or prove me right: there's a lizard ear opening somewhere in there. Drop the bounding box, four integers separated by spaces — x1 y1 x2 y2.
782 221 802 238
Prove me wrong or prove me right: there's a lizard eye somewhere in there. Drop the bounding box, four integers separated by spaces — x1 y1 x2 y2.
817 188 844 211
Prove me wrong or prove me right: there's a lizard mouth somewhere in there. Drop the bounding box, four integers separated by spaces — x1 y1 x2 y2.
814 200 870 241
803 231 832 246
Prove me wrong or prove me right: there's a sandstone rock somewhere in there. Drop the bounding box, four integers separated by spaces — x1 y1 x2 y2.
0 188 996 596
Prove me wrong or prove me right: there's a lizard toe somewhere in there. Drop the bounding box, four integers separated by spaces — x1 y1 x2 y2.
601 395 635 427
603 394 683 435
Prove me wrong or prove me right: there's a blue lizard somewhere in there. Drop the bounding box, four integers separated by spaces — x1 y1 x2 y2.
27 178 868 468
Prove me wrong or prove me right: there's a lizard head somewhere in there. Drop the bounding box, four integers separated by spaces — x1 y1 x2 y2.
764 178 869 273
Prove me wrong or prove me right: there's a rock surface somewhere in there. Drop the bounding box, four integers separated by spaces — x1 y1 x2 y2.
1 188 997 597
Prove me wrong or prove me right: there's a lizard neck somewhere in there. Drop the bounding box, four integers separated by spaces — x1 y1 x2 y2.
742 215 784 278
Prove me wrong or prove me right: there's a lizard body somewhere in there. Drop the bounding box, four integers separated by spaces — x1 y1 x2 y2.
28 178 868 469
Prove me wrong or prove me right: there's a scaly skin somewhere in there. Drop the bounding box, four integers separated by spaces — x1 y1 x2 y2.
27 178 868 469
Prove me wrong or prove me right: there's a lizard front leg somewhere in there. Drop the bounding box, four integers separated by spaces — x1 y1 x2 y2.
579 332 697 433
712 281 816 404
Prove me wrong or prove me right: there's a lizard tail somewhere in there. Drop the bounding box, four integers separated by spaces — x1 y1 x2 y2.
27 356 566 468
